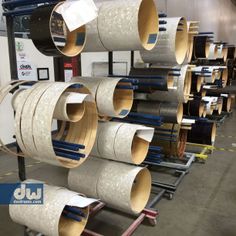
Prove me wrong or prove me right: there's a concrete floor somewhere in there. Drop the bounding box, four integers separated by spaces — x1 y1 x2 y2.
0 112 236 236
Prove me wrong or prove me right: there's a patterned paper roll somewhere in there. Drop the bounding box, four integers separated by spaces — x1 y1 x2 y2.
0 80 34 157
10 82 98 168
9 180 98 236
84 0 159 52
72 77 134 118
92 121 154 164
68 158 152 214
141 17 188 65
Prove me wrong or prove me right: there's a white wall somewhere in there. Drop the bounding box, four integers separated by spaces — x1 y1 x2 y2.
0 36 55 144
157 0 236 45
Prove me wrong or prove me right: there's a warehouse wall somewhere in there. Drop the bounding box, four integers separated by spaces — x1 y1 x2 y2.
0 37 55 144
157 0 236 45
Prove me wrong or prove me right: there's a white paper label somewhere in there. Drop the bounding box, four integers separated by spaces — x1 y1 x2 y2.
56 0 98 32
68 195 99 208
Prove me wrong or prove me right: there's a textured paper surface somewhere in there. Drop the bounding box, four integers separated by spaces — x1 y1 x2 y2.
69 158 151 214
141 17 187 65
10 180 94 236
92 122 154 164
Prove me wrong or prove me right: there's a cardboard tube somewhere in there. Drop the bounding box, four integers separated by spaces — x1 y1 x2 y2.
30 2 86 57
9 180 97 236
68 158 152 214
141 17 188 65
72 77 134 118
84 0 158 52
92 122 154 164
148 65 192 103
132 100 183 124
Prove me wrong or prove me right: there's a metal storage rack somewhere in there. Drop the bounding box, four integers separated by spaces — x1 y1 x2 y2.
2 1 161 235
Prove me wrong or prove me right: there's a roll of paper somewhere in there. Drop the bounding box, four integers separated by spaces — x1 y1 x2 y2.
11 82 98 168
68 158 152 214
9 180 98 236
84 0 159 52
148 65 192 103
141 17 188 66
72 77 134 118
92 121 154 164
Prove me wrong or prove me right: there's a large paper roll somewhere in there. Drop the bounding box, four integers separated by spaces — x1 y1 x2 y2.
0 80 34 157
193 36 211 59
186 21 199 63
129 67 175 92
11 82 98 168
152 123 188 158
141 17 188 65
84 0 159 52
30 2 86 57
216 44 228 62
148 65 192 103
92 121 154 164
9 180 98 236
183 99 204 117
188 121 217 145
132 100 183 124
68 158 152 214
72 77 134 118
